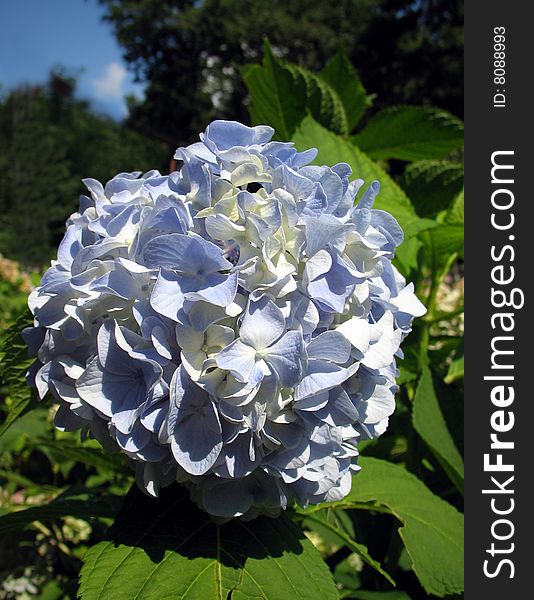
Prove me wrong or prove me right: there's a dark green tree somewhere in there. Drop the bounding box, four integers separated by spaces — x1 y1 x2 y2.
98 0 463 147
0 72 169 266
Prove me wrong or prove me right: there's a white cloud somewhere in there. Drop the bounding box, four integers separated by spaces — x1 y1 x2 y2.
92 62 127 100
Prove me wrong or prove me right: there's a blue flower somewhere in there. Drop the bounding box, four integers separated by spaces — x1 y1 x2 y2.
143 233 238 321
76 321 166 435
216 295 306 387
25 119 425 519
160 365 222 476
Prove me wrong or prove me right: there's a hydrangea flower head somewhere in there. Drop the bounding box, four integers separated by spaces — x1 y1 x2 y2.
24 121 425 519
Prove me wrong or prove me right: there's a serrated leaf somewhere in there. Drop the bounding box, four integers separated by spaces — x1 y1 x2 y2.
0 311 40 438
295 64 348 135
242 56 306 140
320 48 371 131
352 106 464 161
396 366 418 386
292 116 436 239
413 366 464 492
243 42 348 138
400 161 464 218
300 511 395 585
0 491 123 535
444 187 464 225
424 224 464 264
78 484 339 600
342 457 464 597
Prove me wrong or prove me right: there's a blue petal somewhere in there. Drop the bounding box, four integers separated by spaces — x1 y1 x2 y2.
150 269 186 321
264 331 306 387
142 233 231 274
315 387 360 426
90 267 140 300
370 210 404 249
272 165 314 201
216 432 261 478
303 215 352 257
355 180 380 210
240 296 285 350
307 331 351 364
171 405 222 475
203 120 274 151
301 183 327 216
115 424 151 453
294 360 351 401
186 270 238 307
215 339 256 383
201 478 254 518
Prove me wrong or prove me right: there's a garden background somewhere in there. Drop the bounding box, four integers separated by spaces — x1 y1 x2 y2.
0 1 464 599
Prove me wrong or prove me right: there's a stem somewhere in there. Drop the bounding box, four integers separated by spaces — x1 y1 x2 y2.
426 252 458 320
425 305 464 325
426 306 464 325
417 253 458 370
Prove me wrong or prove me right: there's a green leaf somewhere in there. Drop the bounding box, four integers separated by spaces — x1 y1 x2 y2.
0 311 40 438
35 580 65 600
393 236 423 281
342 457 464 597
242 54 306 140
0 389 39 439
0 491 123 535
297 65 348 135
396 366 418 386
243 41 348 138
242 40 385 137
445 352 464 384
320 48 372 131
0 406 48 455
78 484 339 600
352 106 464 161
413 366 464 492
444 187 464 225
400 161 464 218
300 511 395 585
36 440 129 475
424 224 464 264
292 116 436 239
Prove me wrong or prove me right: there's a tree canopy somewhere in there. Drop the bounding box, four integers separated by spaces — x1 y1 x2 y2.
99 0 463 147
0 73 168 265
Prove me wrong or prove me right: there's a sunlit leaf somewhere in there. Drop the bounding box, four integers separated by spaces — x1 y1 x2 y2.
320 48 372 130
0 311 39 438
352 106 464 161
79 484 339 600
413 366 464 491
293 116 436 239
338 458 464 597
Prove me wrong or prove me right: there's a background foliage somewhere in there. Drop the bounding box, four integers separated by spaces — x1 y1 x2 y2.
0 2 463 599
98 0 463 147
0 73 168 266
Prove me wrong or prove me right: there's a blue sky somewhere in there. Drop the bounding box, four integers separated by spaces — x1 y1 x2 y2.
0 0 143 120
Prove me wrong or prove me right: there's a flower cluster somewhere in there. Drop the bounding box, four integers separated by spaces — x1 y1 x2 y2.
24 120 425 519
